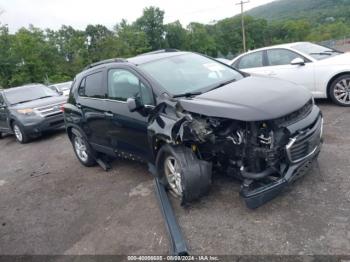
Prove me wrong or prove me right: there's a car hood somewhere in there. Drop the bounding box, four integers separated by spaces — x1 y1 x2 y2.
10 96 67 110
179 76 311 121
317 52 350 65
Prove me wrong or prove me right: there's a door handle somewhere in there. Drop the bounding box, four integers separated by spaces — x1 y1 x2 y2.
104 112 114 118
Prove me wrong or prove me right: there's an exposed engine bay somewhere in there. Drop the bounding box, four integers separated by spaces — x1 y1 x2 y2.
149 97 323 208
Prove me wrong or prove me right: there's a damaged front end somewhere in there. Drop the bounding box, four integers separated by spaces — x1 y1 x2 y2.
148 97 323 208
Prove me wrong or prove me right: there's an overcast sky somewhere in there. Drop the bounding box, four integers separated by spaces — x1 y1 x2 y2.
0 0 275 32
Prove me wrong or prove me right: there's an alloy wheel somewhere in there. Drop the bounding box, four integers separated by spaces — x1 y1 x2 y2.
334 78 350 105
164 156 183 197
74 136 89 162
13 125 23 142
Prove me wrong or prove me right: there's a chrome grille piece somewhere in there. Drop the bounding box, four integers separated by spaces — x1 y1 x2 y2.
34 103 63 117
286 117 323 164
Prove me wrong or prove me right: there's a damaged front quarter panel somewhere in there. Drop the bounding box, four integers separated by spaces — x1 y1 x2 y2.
147 95 323 209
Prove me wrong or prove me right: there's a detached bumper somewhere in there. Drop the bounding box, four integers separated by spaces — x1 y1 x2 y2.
240 147 320 209
241 113 323 209
22 113 65 135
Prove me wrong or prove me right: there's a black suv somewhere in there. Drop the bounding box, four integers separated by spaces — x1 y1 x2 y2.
64 50 323 208
0 84 67 143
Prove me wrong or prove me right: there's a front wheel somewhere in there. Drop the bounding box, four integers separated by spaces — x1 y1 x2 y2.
329 74 350 106
156 144 212 204
12 122 29 143
72 131 96 167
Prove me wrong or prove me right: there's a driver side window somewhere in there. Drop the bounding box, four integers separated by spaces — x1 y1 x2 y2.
108 69 153 105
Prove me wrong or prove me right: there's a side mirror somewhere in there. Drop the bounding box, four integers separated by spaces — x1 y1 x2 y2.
127 97 142 112
291 57 305 66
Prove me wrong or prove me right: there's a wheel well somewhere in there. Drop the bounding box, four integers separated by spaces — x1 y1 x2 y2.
66 126 73 141
9 119 15 130
327 72 350 98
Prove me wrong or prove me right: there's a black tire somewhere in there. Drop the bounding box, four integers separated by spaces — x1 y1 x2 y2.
12 122 29 144
329 74 350 107
0 132 2 139
156 144 212 204
71 130 96 167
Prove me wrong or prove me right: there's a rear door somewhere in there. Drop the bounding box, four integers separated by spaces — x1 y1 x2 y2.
104 67 154 159
76 70 112 153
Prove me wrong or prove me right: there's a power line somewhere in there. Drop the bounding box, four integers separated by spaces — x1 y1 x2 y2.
236 0 249 52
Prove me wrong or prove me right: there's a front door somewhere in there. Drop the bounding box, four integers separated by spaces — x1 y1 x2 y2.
105 67 154 159
264 49 315 92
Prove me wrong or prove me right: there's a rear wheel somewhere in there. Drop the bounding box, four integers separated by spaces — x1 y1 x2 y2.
72 131 96 167
329 74 350 106
12 122 29 143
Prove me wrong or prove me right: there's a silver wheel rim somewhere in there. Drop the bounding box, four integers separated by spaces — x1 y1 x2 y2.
13 125 23 142
334 78 350 105
164 156 183 197
74 136 89 162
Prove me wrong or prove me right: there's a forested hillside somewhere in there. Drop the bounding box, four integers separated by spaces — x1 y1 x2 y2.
1 1 350 88
248 0 350 22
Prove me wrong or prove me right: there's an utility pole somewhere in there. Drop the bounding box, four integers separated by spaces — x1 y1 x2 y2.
236 0 249 52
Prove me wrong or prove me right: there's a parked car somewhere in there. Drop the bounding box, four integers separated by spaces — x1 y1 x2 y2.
231 42 350 106
63 50 323 208
0 84 67 143
48 81 73 96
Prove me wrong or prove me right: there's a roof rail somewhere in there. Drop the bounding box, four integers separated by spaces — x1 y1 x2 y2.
137 49 180 56
84 58 126 70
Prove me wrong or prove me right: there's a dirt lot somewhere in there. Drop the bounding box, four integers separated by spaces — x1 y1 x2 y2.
0 100 349 255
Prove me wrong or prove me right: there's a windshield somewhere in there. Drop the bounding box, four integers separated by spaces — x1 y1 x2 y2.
292 42 342 60
4 84 58 105
139 53 243 96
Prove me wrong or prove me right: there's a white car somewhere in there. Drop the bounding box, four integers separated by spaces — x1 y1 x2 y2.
231 42 350 106
48 81 73 96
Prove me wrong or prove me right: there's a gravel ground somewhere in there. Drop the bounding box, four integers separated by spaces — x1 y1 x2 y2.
0 100 349 255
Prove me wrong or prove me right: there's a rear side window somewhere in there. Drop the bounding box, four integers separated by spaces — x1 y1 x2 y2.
78 72 104 98
108 69 153 104
267 49 302 66
238 51 264 69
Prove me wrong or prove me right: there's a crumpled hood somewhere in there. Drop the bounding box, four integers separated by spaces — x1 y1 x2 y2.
179 76 311 121
10 96 67 110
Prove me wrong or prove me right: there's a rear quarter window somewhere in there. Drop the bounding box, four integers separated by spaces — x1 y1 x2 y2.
78 72 104 98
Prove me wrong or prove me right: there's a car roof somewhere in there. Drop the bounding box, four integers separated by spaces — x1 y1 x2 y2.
78 51 191 77
127 51 189 65
249 42 308 52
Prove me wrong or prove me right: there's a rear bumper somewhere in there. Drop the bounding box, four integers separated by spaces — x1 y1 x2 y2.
21 113 65 134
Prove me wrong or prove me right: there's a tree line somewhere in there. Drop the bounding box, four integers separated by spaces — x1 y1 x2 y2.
1 6 350 88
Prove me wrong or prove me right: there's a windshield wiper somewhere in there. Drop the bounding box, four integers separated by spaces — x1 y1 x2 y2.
310 52 332 56
37 96 53 99
325 50 343 54
207 78 237 92
173 91 203 98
